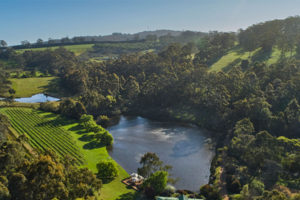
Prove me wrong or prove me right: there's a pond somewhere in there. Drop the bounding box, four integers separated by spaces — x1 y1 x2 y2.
15 93 60 103
108 116 214 191
0 93 60 103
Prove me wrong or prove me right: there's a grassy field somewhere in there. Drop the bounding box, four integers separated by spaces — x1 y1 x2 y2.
209 46 295 72
0 107 134 200
16 44 94 56
9 77 56 97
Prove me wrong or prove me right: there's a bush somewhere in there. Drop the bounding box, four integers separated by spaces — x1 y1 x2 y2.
199 184 222 200
40 101 60 113
143 171 168 198
96 161 119 181
80 114 104 133
226 175 242 194
162 184 176 196
0 182 10 200
101 131 114 146
249 179 264 196
97 115 110 127
59 98 86 119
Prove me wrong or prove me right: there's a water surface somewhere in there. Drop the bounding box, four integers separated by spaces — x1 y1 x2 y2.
108 116 214 191
14 93 60 103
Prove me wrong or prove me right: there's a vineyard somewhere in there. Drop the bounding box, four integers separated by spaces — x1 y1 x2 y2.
0 107 85 165
0 107 133 199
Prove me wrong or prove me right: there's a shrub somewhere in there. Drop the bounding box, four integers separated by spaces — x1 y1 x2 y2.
0 182 10 200
80 114 104 133
40 101 60 113
97 115 110 127
162 184 176 196
249 179 264 196
96 161 119 181
226 175 242 194
199 184 222 200
143 171 168 198
101 131 114 146
59 98 86 119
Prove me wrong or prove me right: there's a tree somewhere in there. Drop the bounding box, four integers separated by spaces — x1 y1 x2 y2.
8 88 16 95
36 38 43 45
233 118 255 136
200 184 222 200
137 152 172 178
101 131 113 146
0 40 7 47
0 182 10 200
48 38 55 44
59 99 87 119
21 40 30 47
257 189 288 200
96 161 119 181
143 171 168 198
61 37 70 44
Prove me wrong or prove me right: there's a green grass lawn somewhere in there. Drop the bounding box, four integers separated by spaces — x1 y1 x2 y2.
0 107 134 200
209 46 295 72
16 44 94 56
9 77 56 97
209 47 259 72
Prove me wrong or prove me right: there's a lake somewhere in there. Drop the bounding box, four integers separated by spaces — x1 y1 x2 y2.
108 116 214 191
0 93 60 103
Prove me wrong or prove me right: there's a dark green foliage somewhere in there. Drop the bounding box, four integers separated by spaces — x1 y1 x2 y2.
0 182 10 200
194 31 236 66
256 189 288 200
59 98 87 119
137 152 172 178
143 171 168 198
96 160 119 181
40 101 60 113
233 118 255 135
1 16 300 197
199 184 222 200
0 70 11 96
101 131 114 146
97 115 110 127
79 114 113 147
238 16 300 55
249 179 265 196
0 119 102 200
226 175 242 194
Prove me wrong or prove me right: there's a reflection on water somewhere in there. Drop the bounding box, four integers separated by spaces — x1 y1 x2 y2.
14 93 60 103
108 116 214 191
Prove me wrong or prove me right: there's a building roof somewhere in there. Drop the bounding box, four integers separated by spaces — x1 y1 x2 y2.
156 195 202 200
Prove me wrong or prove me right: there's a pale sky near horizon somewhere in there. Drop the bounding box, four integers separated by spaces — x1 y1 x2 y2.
1 0 300 45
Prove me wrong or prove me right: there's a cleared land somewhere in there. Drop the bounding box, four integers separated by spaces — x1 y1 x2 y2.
0 107 133 200
16 44 94 56
9 77 56 97
209 46 296 72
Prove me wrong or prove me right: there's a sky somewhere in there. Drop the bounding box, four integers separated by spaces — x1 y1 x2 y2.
1 0 300 45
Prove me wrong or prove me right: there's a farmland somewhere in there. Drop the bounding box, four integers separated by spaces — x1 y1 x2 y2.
209 46 296 72
0 107 133 200
15 44 94 56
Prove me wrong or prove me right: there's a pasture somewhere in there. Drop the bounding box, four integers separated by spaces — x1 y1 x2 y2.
16 44 94 56
0 107 134 200
9 77 57 97
209 46 295 72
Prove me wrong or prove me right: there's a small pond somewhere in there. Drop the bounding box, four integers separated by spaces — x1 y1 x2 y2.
0 93 60 103
108 116 215 191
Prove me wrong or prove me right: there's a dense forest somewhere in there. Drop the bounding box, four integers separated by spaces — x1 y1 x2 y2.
0 16 300 199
